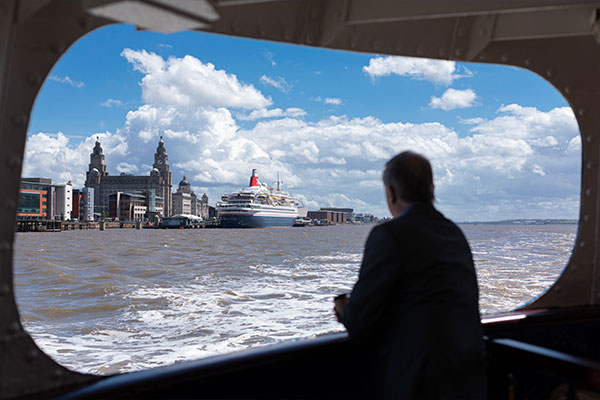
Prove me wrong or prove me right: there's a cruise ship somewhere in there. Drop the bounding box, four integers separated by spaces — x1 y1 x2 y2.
216 169 302 228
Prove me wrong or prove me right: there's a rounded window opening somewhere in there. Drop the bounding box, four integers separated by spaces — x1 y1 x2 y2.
13 24 580 374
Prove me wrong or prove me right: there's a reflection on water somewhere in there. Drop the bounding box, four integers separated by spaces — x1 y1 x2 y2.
13 223 576 374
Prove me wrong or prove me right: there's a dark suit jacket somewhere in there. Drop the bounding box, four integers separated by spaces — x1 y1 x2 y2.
343 203 486 399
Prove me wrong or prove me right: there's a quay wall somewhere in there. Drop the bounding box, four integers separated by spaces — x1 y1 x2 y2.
16 219 360 233
15 220 221 232
15 220 138 232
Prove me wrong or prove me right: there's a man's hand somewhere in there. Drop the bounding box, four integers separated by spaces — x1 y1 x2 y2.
334 305 342 323
333 294 349 323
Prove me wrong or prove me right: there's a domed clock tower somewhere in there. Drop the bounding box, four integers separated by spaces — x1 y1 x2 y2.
153 137 172 216
84 138 108 208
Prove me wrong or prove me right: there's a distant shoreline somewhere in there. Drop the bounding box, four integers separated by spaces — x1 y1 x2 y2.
15 218 579 233
458 219 578 225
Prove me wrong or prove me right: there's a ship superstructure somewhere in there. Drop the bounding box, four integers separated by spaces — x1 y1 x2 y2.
216 169 301 228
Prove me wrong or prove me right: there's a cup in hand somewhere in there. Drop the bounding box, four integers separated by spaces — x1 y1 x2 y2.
334 293 349 321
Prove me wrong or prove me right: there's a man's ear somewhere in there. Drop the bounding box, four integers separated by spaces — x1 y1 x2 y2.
385 186 396 204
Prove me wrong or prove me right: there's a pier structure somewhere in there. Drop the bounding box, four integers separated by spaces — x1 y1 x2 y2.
15 220 99 232
15 220 61 232
15 219 222 232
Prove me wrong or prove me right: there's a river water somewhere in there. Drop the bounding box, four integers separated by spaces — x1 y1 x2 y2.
12 223 576 374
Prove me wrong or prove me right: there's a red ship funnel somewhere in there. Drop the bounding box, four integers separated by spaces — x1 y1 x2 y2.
249 169 259 187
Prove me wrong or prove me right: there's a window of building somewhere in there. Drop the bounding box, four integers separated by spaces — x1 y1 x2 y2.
17 193 41 214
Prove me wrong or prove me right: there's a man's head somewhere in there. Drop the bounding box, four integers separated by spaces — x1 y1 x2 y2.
383 151 435 217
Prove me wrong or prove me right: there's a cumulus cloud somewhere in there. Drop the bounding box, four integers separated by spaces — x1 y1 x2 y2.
48 75 85 88
237 107 306 121
23 132 127 185
567 136 581 153
25 50 581 221
260 75 291 93
121 48 271 109
25 103 580 220
429 88 477 110
116 162 139 174
363 56 471 85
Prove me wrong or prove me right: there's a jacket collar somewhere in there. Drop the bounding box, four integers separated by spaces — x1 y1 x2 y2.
398 202 436 218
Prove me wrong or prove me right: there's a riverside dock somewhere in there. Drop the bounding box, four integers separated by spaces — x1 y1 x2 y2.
15 219 222 232
15 220 63 232
15 220 132 232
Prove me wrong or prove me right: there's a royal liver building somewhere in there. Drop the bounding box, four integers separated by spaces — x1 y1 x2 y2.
84 138 172 217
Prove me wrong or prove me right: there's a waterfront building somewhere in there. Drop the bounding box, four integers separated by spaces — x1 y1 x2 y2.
142 189 164 221
108 192 148 221
208 206 217 219
17 178 76 221
84 138 172 217
172 177 192 215
72 189 82 220
319 207 354 214
351 213 375 223
17 178 69 221
17 178 53 220
172 176 209 218
307 209 349 224
321 207 352 223
54 182 73 221
81 187 95 221
194 193 210 218
73 188 95 221
151 192 165 219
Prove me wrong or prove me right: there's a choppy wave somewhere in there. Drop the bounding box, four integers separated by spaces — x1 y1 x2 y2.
13 224 576 374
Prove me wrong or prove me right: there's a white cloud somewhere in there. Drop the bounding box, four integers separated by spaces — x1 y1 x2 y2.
25 50 581 222
101 98 124 108
121 48 271 109
237 107 306 121
324 98 342 105
322 157 347 165
263 50 276 67
259 75 291 93
116 162 139 174
429 88 476 110
363 56 471 85
311 96 343 106
26 103 580 221
23 131 127 185
531 164 546 176
567 135 581 153
48 75 85 88
459 117 485 125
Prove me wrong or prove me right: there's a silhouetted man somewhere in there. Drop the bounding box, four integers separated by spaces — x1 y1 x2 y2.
340 151 486 399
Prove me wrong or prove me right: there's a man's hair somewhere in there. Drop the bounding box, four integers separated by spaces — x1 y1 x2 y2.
383 151 435 203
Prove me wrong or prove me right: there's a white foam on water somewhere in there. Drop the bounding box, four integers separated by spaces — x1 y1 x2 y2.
13 224 577 374
27 247 360 373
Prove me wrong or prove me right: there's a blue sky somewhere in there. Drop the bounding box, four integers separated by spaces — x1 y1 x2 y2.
24 24 580 221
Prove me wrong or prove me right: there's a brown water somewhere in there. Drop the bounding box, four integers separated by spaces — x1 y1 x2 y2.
12 223 576 374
